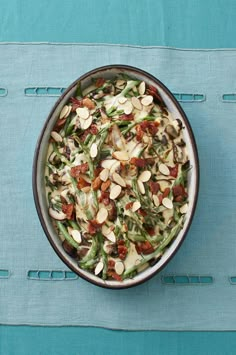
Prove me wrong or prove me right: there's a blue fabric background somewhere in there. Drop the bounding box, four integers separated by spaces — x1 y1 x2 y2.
0 0 236 354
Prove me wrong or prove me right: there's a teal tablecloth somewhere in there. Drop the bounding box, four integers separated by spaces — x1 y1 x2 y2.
1 0 236 354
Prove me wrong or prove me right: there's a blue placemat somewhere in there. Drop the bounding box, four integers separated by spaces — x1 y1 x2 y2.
0 43 236 330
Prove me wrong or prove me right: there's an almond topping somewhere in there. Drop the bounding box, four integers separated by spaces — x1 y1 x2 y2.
59 105 69 119
99 168 109 182
96 207 108 224
132 201 141 212
95 261 104 275
141 95 153 106
71 230 82 244
76 107 89 119
180 203 188 214
112 172 126 187
159 163 170 176
138 81 146 95
115 261 125 275
131 96 142 110
138 170 151 182
101 159 117 169
90 142 98 158
153 195 160 207
162 197 173 209
51 131 63 142
80 115 93 130
81 186 91 193
109 184 122 200
106 231 116 243
113 151 129 161
137 180 145 194
123 101 133 115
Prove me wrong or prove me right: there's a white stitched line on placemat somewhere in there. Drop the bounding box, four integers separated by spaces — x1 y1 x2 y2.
0 269 11 279
27 270 79 281
0 87 8 97
221 93 236 102
24 87 66 97
161 275 214 285
173 93 206 102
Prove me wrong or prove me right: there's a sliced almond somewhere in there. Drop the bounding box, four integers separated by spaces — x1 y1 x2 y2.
118 96 127 104
99 168 109 182
101 159 117 169
112 172 126 187
96 207 108 224
110 161 121 174
115 261 125 275
81 186 91 193
106 231 116 243
162 197 173 209
49 208 66 220
95 261 104 275
153 194 160 207
116 79 126 89
159 163 170 176
123 101 133 115
141 95 153 106
113 151 129 161
132 201 141 212
71 230 82 244
138 170 151 182
109 184 122 200
138 81 146 95
90 142 98 158
131 96 142 110
101 224 110 236
80 115 93 130
51 131 63 142
76 107 89 119
137 180 145 194
180 203 188 214
59 105 69 119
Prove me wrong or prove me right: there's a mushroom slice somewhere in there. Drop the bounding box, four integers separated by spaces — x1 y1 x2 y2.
49 208 66 220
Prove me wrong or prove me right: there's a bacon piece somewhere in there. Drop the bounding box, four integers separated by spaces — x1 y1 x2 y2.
135 241 154 255
169 164 179 178
125 202 133 210
91 176 102 191
70 163 89 178
82 97 95 110
149 181 160 194
62 204 74 220
107 271 122 281
119 113 134 121
77 177 90 190
130 157 146 168
70 97 83 112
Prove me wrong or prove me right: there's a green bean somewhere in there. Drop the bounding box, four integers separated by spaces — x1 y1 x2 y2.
73 136 94 179
68 220 81 231
121 116 156 135
52 142 71 166
56 221 80 249
79 235 99 264
123 217 183 278
80 258 99 270
98 233 108 280
120 80 140 97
